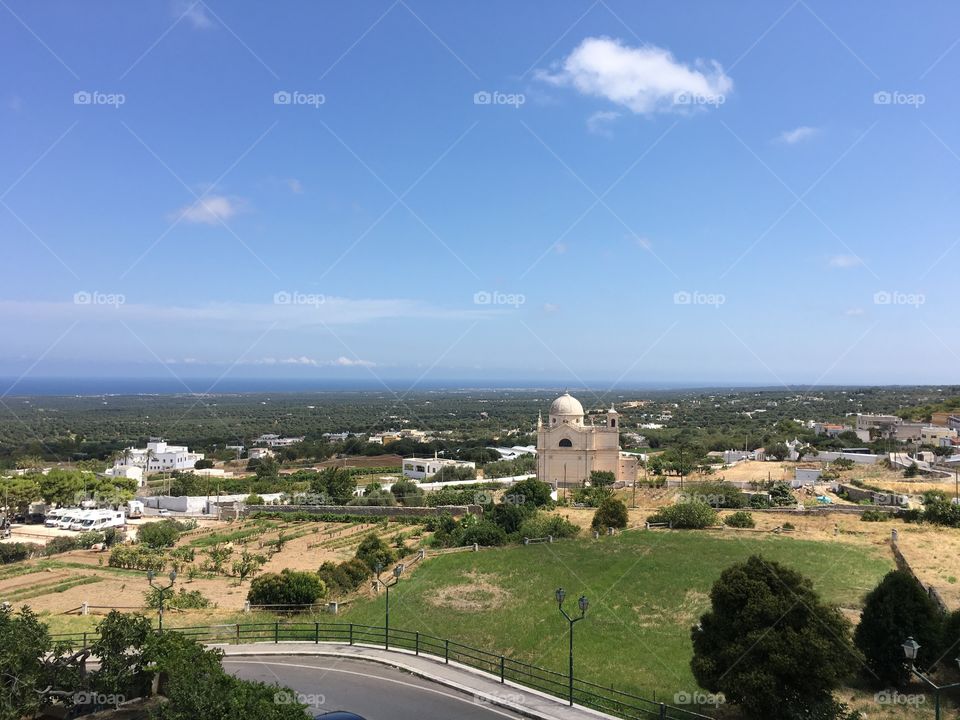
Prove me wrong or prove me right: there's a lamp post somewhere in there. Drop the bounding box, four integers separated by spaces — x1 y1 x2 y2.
376 563 403 650
555 587 588 706
146 569 177 632
902 636 960 720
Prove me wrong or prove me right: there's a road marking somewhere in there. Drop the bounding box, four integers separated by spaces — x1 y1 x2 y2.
223 659 521 718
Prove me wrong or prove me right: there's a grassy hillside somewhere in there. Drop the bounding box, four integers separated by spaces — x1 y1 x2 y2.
340 530 893 702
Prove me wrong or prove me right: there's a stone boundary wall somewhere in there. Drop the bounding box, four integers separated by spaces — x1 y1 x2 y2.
245 504 480 518
890 530 948 614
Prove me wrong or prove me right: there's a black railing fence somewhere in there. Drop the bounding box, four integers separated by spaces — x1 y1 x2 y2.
51 622 715 720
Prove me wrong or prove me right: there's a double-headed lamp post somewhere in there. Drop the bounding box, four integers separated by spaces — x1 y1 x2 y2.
146 569 177 632
902 636 960 720
376 563 404 650
556 587 588 706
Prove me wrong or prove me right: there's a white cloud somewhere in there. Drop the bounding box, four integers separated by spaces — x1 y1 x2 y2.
177 1 213 29
287 178 304 194
334 356 376 368
170 195 243 225
537 36 732 115
778 126 818 144
586 110 620 136
828 254 863 268
543 303 559 313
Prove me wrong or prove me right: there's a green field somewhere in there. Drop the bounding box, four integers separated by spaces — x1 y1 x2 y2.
339 531 894 702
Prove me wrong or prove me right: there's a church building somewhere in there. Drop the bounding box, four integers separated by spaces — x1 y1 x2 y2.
536 391 639 489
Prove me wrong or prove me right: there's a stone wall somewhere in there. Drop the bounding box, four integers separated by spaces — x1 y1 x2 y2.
245 504 479 518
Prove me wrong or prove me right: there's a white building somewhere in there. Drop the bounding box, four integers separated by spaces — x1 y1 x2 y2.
111 440 204 482
491 446 537 460
402 457 475 481
255 434 304 447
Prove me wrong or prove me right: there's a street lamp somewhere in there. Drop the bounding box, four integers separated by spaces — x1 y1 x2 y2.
147 569 177 632
556 587 588 706
376 563 403 650
902 636 960 720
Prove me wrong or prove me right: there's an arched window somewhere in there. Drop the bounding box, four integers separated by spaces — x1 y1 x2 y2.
610 418 616 428
559 438 573 448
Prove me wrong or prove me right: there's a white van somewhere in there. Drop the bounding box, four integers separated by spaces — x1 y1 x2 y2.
57 512 79 530
69 510 96 531
44 508 63 527
80 510 125 532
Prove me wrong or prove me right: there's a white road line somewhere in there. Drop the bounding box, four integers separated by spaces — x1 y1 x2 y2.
223 659 521 718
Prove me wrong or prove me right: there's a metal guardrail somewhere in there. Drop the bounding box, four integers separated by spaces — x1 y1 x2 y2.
51 621 714 720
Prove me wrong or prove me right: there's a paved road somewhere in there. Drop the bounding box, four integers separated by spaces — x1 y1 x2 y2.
224 655 527 720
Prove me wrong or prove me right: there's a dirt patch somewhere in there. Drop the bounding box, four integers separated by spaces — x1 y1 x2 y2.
427 570 511 612
634 589 709 627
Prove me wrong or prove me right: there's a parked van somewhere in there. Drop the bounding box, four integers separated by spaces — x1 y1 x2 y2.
57 512 79 530
69 510 96 531
79 510 125 532
44 508 63 527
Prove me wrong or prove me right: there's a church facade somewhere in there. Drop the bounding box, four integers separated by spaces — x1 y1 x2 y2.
536 392 639 489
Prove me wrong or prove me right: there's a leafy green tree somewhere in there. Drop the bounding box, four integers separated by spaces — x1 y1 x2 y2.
490 501 529 534
194 458 214 469
854 570 944 685
389 478 425 506
459 518 507 546
765 443 790 461
591 497 628 530
589 470 615 487
244 493 264 505
247 569 326 607
310 467 357 505
903 462 920 478
90 611 153 698
137 519 181 549
232 550 266 582
254 456 279 480
0 605 53 720
692 556 861 719
509 477 553 508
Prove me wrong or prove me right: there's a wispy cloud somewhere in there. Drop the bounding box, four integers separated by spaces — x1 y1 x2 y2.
828 254 863 268
778 126 818 144
286 178 304 194
537 36 732 115
586 110 620 136
170 195 244 225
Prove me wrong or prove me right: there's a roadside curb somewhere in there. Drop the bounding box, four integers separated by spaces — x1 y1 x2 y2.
216 642 618 720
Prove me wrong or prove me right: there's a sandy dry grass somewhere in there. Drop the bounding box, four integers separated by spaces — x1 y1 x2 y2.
427 570 511 612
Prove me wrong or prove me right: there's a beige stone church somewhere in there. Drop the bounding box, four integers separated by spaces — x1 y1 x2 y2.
536 392 639 489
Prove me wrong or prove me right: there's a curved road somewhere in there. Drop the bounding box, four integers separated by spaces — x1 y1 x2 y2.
224 655 527 719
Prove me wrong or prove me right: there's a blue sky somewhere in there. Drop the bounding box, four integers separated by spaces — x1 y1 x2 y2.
2 0 959 388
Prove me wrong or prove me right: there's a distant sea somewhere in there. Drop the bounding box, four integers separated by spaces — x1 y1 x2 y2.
0 377 753 397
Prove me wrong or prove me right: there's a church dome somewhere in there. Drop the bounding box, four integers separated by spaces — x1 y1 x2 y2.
550 392 584 417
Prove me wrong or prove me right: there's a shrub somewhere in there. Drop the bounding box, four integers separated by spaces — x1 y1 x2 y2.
490 501 530 534
684 481 748 509
108 545 166 571
0 542 37 564
860 510 891 522
138 520 181 549
508 477 554 508
355 533 397 572
647 502 717 529
591 497 628 530
749 494 772 509
458 519 507 546
723 511 755 528
146 587 212 610
517 513 579 540
767 482 795 507
247 569 326 608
